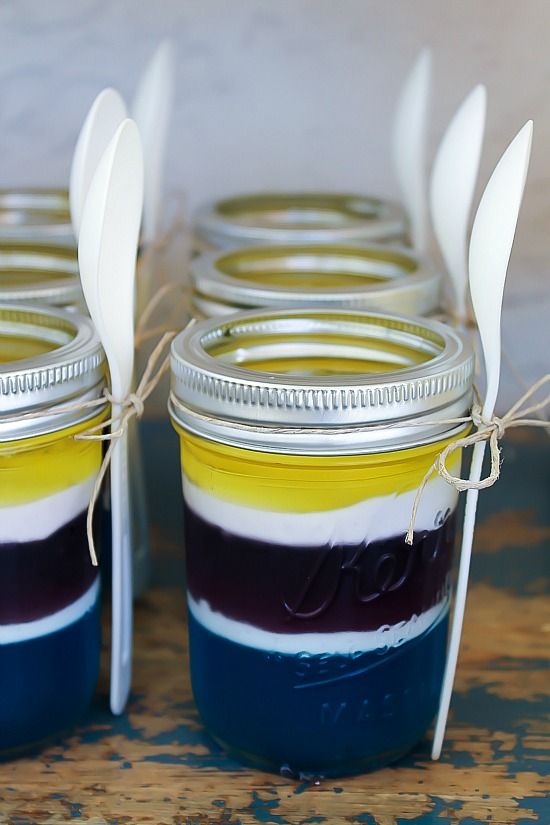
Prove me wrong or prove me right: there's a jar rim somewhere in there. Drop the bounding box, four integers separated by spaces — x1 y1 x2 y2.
170 308 474 454
0 187 72 242
195 191 407 248
191 243 440 316
0 303 106 441
0 240 82 306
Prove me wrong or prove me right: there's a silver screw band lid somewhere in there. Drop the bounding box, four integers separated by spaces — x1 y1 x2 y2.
194 192 407 250
0 188 73 244
191 243 440 318
0 303 106 441
170 308 474 454
0 241 83 307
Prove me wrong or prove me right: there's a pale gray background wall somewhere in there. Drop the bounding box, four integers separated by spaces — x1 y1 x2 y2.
1 0 548 407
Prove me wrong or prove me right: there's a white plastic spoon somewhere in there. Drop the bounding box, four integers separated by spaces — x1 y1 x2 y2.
132 39 175 244
78 119 144 715
432 121 533 760
69 88 127 239
392 48 432 256
430 85 487 321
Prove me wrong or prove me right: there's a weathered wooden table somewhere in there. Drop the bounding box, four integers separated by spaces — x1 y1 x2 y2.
1 424 549 825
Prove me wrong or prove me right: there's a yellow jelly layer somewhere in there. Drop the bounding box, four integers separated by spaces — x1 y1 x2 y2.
0 333 60 362
0 268 73 288
216 245 415 290
233 269 383 289
208 333 433 377
0 412 105 506
175 425 465 513
217 193 380 224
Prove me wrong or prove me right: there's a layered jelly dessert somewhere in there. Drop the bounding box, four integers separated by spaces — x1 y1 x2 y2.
0 304 106 756
180 431 460 777
169 307 474 776
0 424 102 753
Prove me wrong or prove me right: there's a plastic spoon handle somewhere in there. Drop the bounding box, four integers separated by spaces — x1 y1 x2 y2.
432 121 533 760
132 40 175 243
69 88 127 239
110 407 132 714
430 85 487 320
78 120 144 716
392 48 432 255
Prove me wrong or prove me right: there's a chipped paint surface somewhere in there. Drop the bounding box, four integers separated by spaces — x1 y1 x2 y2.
0 424 548 824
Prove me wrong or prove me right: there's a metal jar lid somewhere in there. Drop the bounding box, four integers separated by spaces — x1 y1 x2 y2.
0 241 84 308
0 188 73 244
194 192 407 250
170 308 474 455
191 243 440 318
0 303 106 442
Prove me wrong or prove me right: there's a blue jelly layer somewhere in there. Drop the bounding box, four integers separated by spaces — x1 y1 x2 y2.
0 595 101 755
188 608 449 777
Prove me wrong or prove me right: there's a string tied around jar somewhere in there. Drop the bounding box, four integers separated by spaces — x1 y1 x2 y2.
405 373 550 544
75 330 176 565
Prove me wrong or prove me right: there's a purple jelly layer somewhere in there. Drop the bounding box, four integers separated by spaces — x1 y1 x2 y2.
0 509 99 625
184 501 455 634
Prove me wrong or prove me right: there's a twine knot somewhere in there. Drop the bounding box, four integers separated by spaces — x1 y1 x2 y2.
77 331 177 566
470 400 505 438
405 374 550 545
125 392 145 419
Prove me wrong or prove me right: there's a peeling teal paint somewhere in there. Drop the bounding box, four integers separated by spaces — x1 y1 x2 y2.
245 791 292 824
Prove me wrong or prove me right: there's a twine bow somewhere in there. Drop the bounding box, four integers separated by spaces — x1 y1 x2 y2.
76 331 176 565
406 373 550 544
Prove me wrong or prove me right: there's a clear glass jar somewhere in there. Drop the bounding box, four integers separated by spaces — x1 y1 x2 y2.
0 304 107 755
194 192 407 251
169 309 474 778
191 243 440 319
0 198 150 598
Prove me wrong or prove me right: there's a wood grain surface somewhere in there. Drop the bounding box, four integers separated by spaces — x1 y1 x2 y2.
0 424 548 825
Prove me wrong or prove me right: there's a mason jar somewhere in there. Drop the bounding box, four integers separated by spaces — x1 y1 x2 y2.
169 308 474 778
0 304 107 755
191 243 440 319
0 188 73 245
194 192 407 252
0 218 149 598
0 240 84 310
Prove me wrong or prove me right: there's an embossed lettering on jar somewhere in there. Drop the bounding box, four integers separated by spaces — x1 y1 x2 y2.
169 309 474 777
0 304 107 755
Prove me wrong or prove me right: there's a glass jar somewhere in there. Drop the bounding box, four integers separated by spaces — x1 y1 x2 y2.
0 240 84 310
191 243 440 319
0 188 73 244
169 309 474 778
0 304 107 755
0 203 149 598
194 192 407 251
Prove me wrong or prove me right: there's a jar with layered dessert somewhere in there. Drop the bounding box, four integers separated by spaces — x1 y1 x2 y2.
169 308 474 777
0 202 150 597
194 192 407 252
191 243 440 319
0 304 106 755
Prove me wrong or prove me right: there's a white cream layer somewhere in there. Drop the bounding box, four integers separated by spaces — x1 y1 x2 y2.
188 593 449 655
0 475 96 543
183 472 458 547
0 578 100 645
